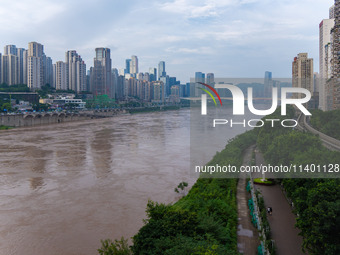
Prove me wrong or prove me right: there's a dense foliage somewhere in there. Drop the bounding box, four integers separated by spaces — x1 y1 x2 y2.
0 125 11 130
0 83 30 92
257 108 340 255
131 130 257 255
282 179 340 255
310 109 340 140
36 84 54 98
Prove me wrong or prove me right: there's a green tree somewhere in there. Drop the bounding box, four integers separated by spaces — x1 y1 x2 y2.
1 102 11 112
98 238 132 255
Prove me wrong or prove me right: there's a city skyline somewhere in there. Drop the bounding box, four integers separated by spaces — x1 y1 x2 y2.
0 0 333 82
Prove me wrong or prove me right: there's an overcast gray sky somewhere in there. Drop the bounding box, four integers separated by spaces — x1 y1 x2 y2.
0 0 334 83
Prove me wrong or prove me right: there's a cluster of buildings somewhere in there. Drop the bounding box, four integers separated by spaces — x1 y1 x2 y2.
0 42 53 89
318 1 340 110
89 50 183 103
0 43 188 104
300 0 340 111
6 0 340 111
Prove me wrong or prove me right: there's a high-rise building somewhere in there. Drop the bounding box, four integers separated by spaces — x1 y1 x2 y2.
54 61 67 90
131 55 138 76
119 68 125 76
292 53 314 98
125 59 131 74
65 50 86 92
1 54 18 85
195 72 205 83
152 81 165 103
28 42 43 58
116 75 125 100
27 42 44 89
330 5 335 19
329 0 340 109
1 45 27 85
149 67 157 81
112 68 119 98
1 45 18 85
44 56 53 86
160 75 170 97
17 48 27 84
137 72 144 81
4 45 17 55
144 72 150 82
65 50 76 90
206 73 214 85
264 71 273 98
158 61 166 79
194 72 205 97
91 48 114 98
319 19 334 110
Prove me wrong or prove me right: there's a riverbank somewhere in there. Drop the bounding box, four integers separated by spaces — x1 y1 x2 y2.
0 105 187 129
0 109 126 129
128 105 183 114
99 130 258 254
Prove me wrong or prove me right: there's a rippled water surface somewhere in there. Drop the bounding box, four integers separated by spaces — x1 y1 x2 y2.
0 108 255 255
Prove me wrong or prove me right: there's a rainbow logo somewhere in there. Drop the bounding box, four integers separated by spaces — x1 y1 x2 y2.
198 82 223 106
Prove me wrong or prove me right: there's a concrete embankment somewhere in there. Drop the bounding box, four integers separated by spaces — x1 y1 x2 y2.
0 109 126 128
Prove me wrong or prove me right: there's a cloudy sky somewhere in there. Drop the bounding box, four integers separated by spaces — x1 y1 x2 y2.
0 0 334 82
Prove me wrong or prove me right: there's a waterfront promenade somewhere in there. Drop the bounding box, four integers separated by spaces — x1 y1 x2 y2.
237 145 260 254
254 150 306 255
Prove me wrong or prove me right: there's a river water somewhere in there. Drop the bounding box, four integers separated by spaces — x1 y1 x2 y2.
0 108 255 255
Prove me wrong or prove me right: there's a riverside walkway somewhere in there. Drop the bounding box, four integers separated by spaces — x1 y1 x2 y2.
254 150 307 255
237 145 260 254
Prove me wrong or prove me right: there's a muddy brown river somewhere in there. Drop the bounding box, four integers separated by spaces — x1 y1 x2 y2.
0 108 255 255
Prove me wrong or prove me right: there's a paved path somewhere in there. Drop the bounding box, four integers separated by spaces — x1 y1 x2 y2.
237 145 260 255
254 151 307 255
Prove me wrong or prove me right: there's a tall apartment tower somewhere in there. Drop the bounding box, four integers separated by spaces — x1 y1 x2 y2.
319 19 334 110
131 55 138 76
4 45 17 55
65 50 86 92
91 48 114 98
330 0 340 109
44 56 53 86
27 42 44 89
264 71 273 98
158 61 166 79
292 53 314 98
17 48 28 84
1 54 18 85
149 67 157 82
206 73 214 85
330 5 335 19
2 45 17 85
54 61 67 90
1 46 28 85
125 59 131 74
